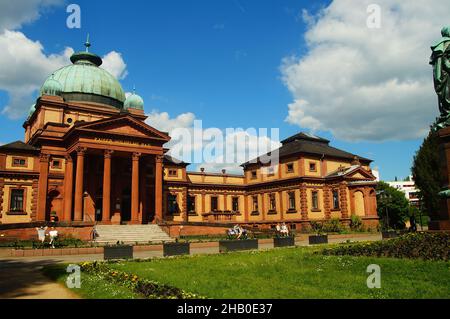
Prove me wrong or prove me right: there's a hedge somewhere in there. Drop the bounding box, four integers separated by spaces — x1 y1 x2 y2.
320 232 450 261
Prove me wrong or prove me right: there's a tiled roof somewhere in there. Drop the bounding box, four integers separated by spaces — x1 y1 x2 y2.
242 132 371 167
0 141 40 153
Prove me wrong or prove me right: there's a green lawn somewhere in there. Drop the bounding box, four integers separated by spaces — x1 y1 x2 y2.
42 264 142 299
44 246 450 299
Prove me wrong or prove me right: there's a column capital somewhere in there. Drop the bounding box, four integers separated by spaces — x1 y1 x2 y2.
132 152 142 161
65 154 73 163
104 149 114 159
76 146 87 155
155 155 164 163
39 153 50 162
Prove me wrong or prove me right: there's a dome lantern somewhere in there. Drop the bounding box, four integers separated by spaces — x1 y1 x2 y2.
28 103 36 117
124 87 144 111
40 74 62 97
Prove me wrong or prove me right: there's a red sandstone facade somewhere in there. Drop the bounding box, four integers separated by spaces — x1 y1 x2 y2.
0 46 379 233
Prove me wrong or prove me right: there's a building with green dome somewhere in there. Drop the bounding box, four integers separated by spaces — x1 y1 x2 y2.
0 40 378 241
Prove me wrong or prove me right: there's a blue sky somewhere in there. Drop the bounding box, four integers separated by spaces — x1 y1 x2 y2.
1 0 444 181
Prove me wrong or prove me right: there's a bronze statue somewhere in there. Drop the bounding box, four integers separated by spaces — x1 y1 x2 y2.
431 26 450 130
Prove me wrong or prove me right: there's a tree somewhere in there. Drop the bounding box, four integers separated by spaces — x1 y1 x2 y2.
376 181 410 230
411 130 440 218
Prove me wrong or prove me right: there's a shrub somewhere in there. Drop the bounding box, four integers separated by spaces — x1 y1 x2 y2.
350 215 363 231
310 221 324 235
320 232 450 261
322 218 342 233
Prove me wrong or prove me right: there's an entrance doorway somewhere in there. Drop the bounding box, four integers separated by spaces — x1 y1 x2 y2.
121 187 131 222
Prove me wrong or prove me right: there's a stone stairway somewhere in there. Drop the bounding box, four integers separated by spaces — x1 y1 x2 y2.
94 225 174 245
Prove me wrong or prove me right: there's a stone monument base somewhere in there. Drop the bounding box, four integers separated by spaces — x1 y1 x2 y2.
432 127 450 230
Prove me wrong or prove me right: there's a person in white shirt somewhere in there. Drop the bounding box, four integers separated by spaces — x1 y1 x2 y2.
48 228 58 248
35 226 48 243
280 223 289 237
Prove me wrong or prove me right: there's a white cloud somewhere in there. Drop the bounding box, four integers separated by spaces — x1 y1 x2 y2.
101 51 128 80
281 0 449 141
0 30 72 119
145 111 281 174
0 35 128 120
0 0 63 31
146 111 196 133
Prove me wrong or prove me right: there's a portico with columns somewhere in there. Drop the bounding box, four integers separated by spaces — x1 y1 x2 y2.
45 116 171 225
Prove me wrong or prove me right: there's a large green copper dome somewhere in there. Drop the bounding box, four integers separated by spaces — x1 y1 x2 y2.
40 41 125 109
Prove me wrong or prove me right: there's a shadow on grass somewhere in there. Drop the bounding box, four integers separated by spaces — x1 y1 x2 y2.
0 259 68 298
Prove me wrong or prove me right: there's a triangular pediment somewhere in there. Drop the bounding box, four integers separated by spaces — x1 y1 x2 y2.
71 115 171 142
346 167 376 180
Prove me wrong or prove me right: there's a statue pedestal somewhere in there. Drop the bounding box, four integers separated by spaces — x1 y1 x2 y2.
432 127 450 230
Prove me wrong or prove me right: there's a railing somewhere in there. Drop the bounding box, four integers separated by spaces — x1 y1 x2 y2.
201 211 238 222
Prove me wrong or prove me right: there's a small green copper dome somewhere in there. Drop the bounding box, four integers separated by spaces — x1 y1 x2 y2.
28 103 36 117
39 39 125 109
124 91 144 110
40 75 62 96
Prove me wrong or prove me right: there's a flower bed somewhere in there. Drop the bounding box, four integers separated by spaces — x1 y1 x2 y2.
320 232 450 261
79 261 204 299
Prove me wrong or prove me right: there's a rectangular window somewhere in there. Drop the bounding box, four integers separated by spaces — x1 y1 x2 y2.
232 197 239 212
288 192 296 210
211 196 218 211
187 195 196 213
12 157 27 167
286 163 294 173
309 162 317 172
269 193 276 211
312 191 319 210
168 194 179 215
332 190 340 209
251 170 257 179
168 169 177 177
267 166 275 177
10 189 24 212
252 196 259 212
51 160 62 169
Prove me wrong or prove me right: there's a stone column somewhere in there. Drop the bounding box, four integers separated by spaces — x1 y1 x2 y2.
323 185 331 219
154 155 164 223
63 155 74 222
131 152 141 224
339 182 349 219
37 154 50 221
74 147 86 222
300 183 308 220
183 187 188 223
278 190 284 221
102 150 113 223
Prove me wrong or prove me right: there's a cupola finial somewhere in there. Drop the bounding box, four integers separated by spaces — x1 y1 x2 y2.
84 34 91 52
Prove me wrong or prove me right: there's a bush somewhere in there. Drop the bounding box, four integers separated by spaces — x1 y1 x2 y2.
310 221 324 235
320 232 450 261
322 218 342 233
350 215 363 231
